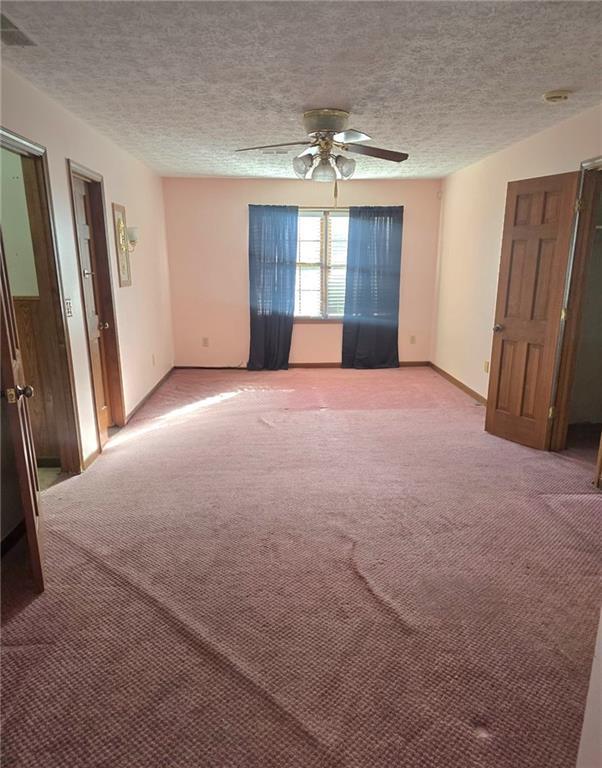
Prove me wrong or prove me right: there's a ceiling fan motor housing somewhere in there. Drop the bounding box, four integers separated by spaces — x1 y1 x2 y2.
303 108 349 136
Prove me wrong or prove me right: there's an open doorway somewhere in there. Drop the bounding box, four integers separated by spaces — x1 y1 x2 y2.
0 128 82 570
558 169 602 480
0 138 82 481
67 161 126 448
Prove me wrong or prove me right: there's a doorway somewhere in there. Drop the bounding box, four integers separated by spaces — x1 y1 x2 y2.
0 127 82 582
552 167 602 483
67 161 125 449
0 133 82 481
486 160 602 474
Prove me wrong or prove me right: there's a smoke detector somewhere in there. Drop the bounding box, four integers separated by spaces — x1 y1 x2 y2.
542 90 571 104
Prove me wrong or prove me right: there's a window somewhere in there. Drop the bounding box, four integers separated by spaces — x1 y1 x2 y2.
295 209 349 319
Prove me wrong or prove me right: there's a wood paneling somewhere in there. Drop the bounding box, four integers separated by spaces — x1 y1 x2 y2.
13 297 59 461
486 172 579 449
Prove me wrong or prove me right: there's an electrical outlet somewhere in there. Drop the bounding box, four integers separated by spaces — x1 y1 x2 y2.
202 337 209 348
484 361 490 373
65 298 73 317
409 335 416 345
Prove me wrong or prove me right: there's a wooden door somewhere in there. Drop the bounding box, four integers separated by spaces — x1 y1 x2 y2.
486 172 579 449
1 240 44 592
72 177 112 446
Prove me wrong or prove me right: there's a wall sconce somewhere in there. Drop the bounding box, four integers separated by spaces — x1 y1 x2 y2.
126 226 139 253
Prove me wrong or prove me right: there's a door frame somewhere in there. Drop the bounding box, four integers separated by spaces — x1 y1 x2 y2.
67 160 126 449
0 127 83 473
550 156 602 451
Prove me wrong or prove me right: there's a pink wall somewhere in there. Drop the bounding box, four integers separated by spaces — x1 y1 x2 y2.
163 177 442 366
433 104 602 397
1 67 174 461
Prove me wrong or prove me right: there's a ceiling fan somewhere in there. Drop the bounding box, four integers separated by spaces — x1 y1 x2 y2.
236 108 409 181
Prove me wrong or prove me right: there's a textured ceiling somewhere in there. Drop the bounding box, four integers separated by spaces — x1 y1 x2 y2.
1 1 601 179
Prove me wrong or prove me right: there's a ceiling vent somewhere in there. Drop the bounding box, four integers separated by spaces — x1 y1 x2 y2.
1 14 36 47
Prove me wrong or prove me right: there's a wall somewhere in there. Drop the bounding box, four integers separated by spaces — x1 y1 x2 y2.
1 67 174 462
0 147 38 296
433 104 602 398
163 178 442 366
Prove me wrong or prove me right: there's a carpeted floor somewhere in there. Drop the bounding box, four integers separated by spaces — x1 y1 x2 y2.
2 367 600 768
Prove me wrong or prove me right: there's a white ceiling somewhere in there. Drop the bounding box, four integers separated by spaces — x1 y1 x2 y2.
2 1 601 179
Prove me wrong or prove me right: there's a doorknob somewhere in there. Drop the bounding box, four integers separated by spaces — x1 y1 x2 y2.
16 384 34 399
493 324 504 333
98 321 109 330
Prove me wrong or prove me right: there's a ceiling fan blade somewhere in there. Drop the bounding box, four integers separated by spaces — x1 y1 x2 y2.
235 141 310 152
343 144 409 163
298 145 319 157
333 129 372 144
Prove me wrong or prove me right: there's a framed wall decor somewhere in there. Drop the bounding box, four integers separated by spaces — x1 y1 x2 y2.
111 203 132 287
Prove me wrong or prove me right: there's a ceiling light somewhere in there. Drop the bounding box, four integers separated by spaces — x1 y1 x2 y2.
292 154 313 179
311 157 337 182
335 155 356 179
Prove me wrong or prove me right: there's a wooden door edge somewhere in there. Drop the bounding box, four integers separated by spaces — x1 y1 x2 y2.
550 168 602 451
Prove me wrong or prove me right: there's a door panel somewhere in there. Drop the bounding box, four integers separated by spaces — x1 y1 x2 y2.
486 172 579 449
72 177 112 446
1 239 43 592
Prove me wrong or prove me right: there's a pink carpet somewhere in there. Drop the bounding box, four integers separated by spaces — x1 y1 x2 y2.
2 367 600 768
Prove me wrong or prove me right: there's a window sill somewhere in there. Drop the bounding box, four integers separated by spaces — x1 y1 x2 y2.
294 317 344 324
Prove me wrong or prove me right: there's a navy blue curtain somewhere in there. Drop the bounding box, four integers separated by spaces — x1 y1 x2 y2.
342 206 403 368
247 205 298 370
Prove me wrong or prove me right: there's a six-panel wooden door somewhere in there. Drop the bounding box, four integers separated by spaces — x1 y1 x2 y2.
486 172 579 449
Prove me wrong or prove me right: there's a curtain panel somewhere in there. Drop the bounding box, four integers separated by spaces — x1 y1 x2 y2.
247 205 299 370
342 206 403 369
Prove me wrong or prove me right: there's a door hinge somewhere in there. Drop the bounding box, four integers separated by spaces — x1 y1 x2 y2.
575 197 584 213
548 406 555 420
560 307 567 322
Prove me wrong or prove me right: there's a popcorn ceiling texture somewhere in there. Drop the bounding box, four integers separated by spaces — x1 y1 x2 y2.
1 1 601 178
2 368 601 768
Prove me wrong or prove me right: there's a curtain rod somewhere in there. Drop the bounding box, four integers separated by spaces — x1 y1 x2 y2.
298 206 349 212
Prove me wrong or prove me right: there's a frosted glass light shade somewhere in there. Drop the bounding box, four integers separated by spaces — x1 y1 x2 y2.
335 155 356 179
127 226 139 247
311 157 337 182
292 155 313 178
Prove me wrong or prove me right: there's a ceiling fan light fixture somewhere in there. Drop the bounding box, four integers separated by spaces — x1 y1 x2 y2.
311 157 337 182
292 154 313 178
335 155 356 179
